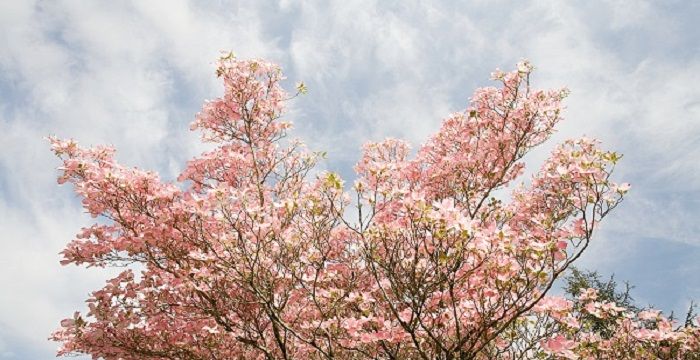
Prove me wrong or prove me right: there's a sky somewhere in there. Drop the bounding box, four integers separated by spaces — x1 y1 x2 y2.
1 0 699 358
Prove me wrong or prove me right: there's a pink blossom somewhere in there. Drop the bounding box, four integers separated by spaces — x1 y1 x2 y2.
48 55 699 360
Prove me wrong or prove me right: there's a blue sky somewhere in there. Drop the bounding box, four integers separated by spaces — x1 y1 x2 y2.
1 1 699 358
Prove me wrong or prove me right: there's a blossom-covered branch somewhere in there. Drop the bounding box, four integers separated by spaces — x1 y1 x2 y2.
50 54 698 359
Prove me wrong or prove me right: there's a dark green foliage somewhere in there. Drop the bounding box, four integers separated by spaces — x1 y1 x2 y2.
563 267 638 338
564 267 698 336
564 267 637 310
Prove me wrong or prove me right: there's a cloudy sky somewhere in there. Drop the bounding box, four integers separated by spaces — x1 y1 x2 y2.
1 0 699 358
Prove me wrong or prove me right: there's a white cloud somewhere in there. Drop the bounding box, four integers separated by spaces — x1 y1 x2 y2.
1 0 698 356
0 0 282 356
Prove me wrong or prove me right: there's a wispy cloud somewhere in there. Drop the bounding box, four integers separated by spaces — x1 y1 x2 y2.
1 0 698 357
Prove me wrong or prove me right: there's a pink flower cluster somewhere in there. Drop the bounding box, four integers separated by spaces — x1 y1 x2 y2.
528 289 700 359
50 55 698 359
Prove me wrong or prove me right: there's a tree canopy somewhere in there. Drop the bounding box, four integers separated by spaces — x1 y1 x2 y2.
50 53 699 359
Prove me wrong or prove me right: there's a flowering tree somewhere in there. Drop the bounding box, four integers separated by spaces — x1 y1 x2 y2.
50 54 699 359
